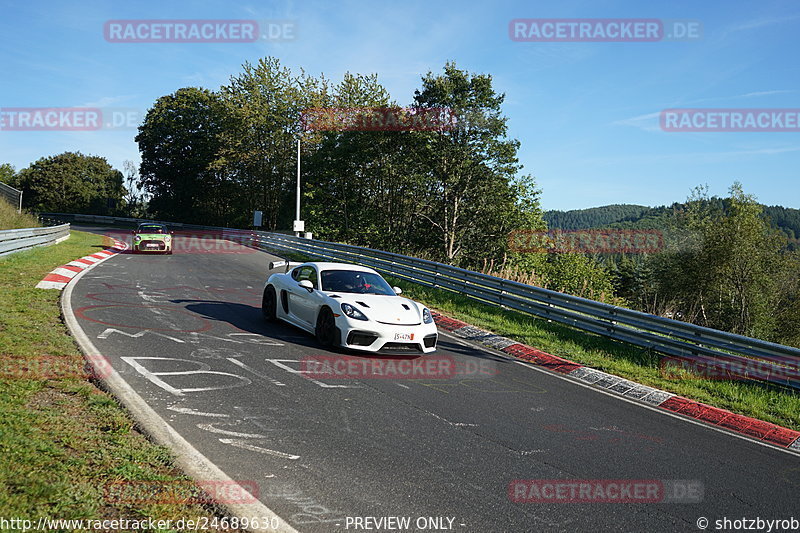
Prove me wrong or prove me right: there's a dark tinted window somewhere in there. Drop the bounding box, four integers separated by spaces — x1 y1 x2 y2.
139 225 166 234
321 270 394 295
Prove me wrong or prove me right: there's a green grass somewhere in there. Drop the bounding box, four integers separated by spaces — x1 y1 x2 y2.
386 277 800 431
0 230 244 530
0 199 41 230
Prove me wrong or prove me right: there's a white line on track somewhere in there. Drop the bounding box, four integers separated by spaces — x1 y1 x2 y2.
167 406 230 418
218 439 300 460
227 358 286 386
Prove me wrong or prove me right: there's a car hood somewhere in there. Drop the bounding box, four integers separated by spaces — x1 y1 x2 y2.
330 293 424 324
134 233 169 239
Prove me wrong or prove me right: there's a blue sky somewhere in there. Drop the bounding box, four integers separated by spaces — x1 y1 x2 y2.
1 0 799 211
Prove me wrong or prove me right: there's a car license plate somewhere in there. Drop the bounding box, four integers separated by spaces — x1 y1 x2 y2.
146 243 159 248
394 332 414 341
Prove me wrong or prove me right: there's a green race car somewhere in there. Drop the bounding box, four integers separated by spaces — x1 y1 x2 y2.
132 223 173 254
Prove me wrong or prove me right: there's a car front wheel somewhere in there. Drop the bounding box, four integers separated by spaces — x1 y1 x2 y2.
315 307 337 347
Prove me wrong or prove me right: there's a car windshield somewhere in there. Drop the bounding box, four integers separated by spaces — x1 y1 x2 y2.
139 225 166 234
320 270 395 295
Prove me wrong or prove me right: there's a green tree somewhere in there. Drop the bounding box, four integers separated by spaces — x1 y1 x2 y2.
0 163 15 185
411 62 538 266
303 73 416 248
15 152 125 214
650 183 786 338
136 87 228 223
216 57 329 229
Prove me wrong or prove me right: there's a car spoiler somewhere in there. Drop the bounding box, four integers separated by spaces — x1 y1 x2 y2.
269 260 303 272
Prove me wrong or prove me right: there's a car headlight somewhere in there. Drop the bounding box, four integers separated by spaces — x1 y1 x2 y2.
341 303 368 321
133 235 141 242
164 235 171 242
422 308 433 324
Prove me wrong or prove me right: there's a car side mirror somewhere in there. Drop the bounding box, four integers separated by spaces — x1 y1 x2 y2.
393 287 402 295
298 280 314 292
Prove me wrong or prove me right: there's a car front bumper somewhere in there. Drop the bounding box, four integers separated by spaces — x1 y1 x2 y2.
335 317 438 353
134 239 171 252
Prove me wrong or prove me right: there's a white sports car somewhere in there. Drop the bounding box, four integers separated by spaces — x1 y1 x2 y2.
262 261 438 353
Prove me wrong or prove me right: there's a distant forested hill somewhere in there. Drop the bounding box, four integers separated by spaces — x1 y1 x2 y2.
543 204 651 229
545 203 800 243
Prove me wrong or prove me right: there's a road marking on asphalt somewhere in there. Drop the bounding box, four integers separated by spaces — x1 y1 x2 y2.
167 406 230 417
137 290 170 303
185 331 285 345
121 357 252 396
218 439 300 459
197 423 266 439
427 410 478 429
97 327 283 346
397 383 410 389
98 327 186 343
227 358 286 386
265 359 360 389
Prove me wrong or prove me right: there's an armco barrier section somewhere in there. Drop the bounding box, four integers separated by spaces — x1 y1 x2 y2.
40 212 800 390
249 232 800 391
0 181 22 213
0 224 70 257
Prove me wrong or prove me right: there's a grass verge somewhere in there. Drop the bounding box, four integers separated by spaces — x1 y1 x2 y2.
0 230 244 530
386 277 800 431
0 199 40 230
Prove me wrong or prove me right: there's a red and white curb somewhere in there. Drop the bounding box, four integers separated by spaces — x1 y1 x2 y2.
432 312 800 452
35 240 128 290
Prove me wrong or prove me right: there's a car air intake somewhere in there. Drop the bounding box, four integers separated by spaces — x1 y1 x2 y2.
347 331 378 346
381 343 423 353
423 334 437 348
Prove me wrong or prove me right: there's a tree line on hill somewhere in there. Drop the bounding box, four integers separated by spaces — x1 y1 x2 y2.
545 200 800 248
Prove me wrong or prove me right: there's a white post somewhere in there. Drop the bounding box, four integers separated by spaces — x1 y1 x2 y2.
295 139 301 237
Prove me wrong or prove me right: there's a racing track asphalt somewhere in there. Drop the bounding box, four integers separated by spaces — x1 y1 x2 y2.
66 226 800 532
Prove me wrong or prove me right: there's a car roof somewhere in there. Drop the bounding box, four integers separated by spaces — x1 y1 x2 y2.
137 223 167 229
300 262 378 275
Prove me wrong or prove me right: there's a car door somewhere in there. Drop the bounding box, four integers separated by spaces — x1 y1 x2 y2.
287 266 321 327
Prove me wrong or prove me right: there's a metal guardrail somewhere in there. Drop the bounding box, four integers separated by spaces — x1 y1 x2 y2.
0 224 70 257
0 181 22 213
39 212 800 389
249 232 800 390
